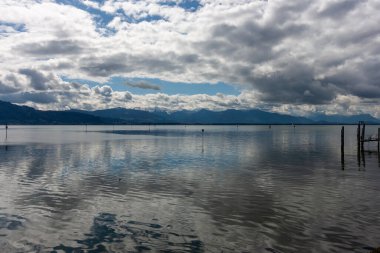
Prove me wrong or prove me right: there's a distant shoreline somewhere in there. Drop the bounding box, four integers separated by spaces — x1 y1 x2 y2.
2 123 380 126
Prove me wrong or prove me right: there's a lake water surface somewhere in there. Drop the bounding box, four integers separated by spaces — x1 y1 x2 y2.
0 125 379 252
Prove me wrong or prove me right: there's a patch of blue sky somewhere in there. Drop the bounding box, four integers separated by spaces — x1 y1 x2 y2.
159 0 202 12
0 21 27 34
62 76 240 96
110 77 240 96
158 1 177 7
56 0 166 28
178 0 202 12
55 0 116 35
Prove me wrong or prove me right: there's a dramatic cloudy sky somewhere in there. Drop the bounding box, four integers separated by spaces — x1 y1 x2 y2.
0 0 380 116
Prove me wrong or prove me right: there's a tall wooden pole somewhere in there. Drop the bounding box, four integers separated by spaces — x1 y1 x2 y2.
361 123 365 141
341 126 344 151
361 123 365 151
357 123 361 162
378 128 380 153
357 123 361 145
341 126 344 170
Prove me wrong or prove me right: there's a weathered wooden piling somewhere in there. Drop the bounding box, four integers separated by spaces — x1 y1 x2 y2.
357 123 361 155
341 126 344 170
361 123 365 141
378 128 380 152
357 123 361 144
361 146 366 168
361 123 365 150
356 123 379 168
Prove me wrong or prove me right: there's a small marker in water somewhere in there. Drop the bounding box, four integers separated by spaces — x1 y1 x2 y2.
201 129 204 133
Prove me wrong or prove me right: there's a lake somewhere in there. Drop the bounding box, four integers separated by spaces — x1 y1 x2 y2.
0 125 379 252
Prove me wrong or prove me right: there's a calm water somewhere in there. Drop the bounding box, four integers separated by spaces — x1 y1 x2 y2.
0 125 379 253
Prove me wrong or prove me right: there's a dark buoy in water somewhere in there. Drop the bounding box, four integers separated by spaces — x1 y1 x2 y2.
201 129 204 133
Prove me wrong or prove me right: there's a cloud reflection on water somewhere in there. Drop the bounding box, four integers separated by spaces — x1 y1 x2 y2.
0 126 379 252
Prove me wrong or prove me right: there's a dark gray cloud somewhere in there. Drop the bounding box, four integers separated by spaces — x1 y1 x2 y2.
79 53 183 77
318 0 362 19
0 81 20 94
0 92 58 104
93 85 112 97
322 58 380 99
124 81 160 90
201 21 288 64
178 54 199 64
19 68 50 90
245 62 341 104
16 39 84 55
40 61 75 71
0 73 24 94
124 92 132 101
211 21 290 49
80 54 129 77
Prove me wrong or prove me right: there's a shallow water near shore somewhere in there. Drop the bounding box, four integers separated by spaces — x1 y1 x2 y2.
0 125 379 252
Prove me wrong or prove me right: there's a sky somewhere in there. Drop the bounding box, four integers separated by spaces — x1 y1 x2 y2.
0 0 380 116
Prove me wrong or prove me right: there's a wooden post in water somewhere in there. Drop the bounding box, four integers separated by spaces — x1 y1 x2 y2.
378 128 380 153
341 126 344 170
361 145 366 168
357 123 361 160
5 123 8 139
361 123 365 150
361 123 365 141
357 123 361 145
357 143 361 167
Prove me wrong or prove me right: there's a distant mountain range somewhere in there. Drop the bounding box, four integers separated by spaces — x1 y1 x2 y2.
308 113 380 124
0 100 379 125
